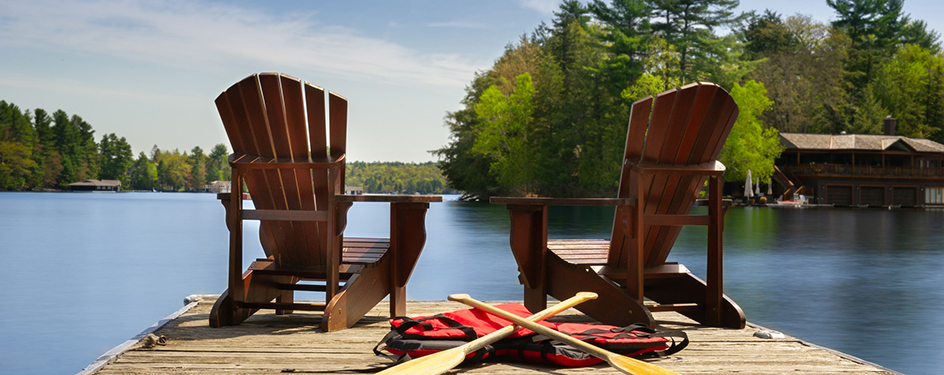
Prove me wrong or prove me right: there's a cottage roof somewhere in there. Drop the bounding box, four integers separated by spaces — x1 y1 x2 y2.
780 133 944 153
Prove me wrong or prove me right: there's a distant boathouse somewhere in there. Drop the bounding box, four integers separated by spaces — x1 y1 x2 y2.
775 118 944 207
68 179 121 192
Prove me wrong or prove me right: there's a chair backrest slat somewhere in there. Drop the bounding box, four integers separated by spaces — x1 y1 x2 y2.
306 83 332 256
281 75 309 162
678 84 720 164
329 92 348 158
307 82 336 257
640 90 677 163
306 84 328 159
657 83 700 163
259 74 293 160
237 77 276 159
623 96 652 166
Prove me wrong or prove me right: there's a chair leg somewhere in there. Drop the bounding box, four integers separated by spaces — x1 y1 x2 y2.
389 285 406 318
209 290 237 327
321 255 392 332
645 272 746 329
388 201 430 318
544 252 655 328
276 288 294 315
209 261 292 327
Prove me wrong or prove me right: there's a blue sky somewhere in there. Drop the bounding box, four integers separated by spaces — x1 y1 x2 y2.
2 0 942 162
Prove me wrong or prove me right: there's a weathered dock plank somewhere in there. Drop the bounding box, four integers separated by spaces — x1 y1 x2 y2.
89 297 896 374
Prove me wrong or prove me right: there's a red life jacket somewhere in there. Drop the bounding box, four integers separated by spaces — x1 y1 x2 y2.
374 303 688 367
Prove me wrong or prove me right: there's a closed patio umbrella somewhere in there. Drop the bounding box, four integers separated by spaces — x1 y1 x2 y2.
744 170 753 198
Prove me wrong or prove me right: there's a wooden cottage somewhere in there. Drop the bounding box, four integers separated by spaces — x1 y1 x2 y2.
775 118 944 207
68 179 121 192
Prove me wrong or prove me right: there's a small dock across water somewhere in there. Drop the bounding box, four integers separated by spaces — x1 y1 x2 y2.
85 296 897 374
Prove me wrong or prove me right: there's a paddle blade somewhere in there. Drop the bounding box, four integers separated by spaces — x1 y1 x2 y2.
374 348 466 375
608 353 681 375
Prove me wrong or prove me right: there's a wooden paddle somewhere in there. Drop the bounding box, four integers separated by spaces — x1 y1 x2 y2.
375 292 597 375
449 294 681 375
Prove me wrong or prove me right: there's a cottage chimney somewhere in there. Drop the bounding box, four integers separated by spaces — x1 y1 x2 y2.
884 116 896 135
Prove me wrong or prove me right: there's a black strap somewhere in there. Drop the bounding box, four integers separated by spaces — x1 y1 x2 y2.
568 323 689 358
372 329 401 356
658 330 689 356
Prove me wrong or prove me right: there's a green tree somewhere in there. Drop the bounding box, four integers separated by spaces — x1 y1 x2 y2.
900 19 942 53
435 72 501 199
41 151 64 189
648 0 742 83
741 10 797 60
99 133 133 183
206 143 229 182
872 44 943 139
129 152 158 190
33 109 54 147
472 73 536 194
0 101 38 190
154 149 191 191
52 110 80 186
587 0 651 96
847 83 887 134
748 15 851 134
188 146 207 189
827 0 908 93
622 37 682 101
0 101 35 146
719 80 782 183
0 141 37 190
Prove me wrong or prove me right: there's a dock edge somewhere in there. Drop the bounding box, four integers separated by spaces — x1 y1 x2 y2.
77 295 214 375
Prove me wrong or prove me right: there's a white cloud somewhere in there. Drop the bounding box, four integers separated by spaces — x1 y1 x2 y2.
427 21 487 29
515 0 560 15
0 0 479 88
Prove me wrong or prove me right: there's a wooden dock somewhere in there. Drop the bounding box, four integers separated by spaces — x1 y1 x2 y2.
85 296 897 374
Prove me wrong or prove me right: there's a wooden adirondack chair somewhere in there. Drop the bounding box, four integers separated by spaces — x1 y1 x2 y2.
491 82 746 329
211 73 441 331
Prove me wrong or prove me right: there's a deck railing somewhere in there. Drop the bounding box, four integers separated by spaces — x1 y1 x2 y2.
783 164 944 178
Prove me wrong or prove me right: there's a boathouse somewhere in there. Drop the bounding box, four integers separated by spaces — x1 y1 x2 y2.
775 118 944 207
68 179 121 192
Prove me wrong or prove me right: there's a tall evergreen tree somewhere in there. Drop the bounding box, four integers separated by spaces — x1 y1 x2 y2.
206 143 229 182
129 152 158 190
648 0 741 83
827 0 907 92
51 110 80 186
99 133 133 183
741 10 796 60
188 146 207 189
588 0 651 96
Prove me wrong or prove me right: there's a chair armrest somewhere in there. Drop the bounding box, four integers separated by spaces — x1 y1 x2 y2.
490 197 635 207
336 194 442 203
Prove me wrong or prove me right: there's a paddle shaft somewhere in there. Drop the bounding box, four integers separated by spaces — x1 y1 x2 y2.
375 292 598 375
449 294 680 375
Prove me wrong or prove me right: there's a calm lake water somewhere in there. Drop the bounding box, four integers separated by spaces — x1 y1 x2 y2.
1 192 942 374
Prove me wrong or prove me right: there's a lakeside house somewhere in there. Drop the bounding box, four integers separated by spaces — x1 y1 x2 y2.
207 180 231 193
775 118 944 207
68 179 121 192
